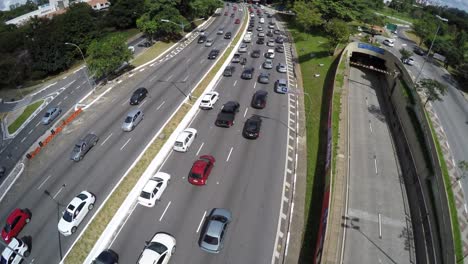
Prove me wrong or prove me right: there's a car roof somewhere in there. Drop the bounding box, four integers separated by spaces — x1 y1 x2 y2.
255 90 268 96
278 79 287 84
142 177 161 193
6 208 22 223
206 219 223 237
192 159 208 174
127 109 141 116
176 129 194 141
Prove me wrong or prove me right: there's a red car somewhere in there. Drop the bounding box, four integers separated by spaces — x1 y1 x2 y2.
235 18 240 24
188 155 215 185
233 6 237 11
224 11 228 16
1 208 31 242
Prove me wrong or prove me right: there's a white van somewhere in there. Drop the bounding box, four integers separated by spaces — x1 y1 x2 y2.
260 18 265 24
173 128 197 152
243 33 252 43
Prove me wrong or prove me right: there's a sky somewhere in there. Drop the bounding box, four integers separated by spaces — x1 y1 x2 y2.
1 0 468 12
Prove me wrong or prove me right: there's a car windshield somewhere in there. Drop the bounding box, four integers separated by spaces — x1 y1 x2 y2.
140 191 151 199
203 234 219 245
3 223 11 233
147 242 168 254
247 121 258 130
44 113 50 117
63 211 73 222
73 144 81 153
125 116 132 123
175 141 183 147
190 172 202 179
211 215 227 223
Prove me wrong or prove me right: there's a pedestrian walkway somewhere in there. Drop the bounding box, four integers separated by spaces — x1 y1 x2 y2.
424 100 468 263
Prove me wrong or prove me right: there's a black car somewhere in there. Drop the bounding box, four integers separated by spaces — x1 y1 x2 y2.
247 27 253 32
240 57 247 65
215 101 240 127
224 32 232 39
198 35 207 44
223 66 235 77
413 46 426 56
275 36 284 44
267 14 273 18
93 249 119 264
276 45 284 53
256 38 265 45
251 49 261 58
232 53 241 63
243 115 262 139
208 49 220 59
241 67 255 79
251 90 268 109
266 30 273 37
130 87 148 105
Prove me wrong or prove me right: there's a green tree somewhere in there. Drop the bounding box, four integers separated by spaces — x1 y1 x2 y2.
137 14 158 42
399 48 413 61
413 18 437 46
417 78 448 107
324 19 349 53
87 35 132 79
108 0 145 29
189 0 222 19
292 1 322 32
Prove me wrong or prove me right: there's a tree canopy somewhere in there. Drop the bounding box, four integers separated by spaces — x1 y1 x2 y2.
87 35 132 79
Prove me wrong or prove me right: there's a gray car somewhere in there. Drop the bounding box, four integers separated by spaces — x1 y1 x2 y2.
277 63 287 73
122 109 144 132
258 72 270 84
199 208 232 253
42 107 62 125
263 59 273 69
70 133 99 162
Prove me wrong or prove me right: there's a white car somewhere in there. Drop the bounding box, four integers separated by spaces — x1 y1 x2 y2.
265 49 275 59
404 57 415 66
0 238 29 264
268 24 275 29
58 190 96 236
173 128 197 152
238 43 248 53
243 34 252 43
137 232 176 264
199 92 219 110
138 172 171 207
383 39 395 47
260 18 264 24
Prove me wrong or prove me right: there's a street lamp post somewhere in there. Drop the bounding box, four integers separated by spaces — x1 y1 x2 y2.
414 15 448 83
64 42 94 91
44 188 64 261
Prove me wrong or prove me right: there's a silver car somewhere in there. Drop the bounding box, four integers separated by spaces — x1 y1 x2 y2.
122 109 144 131
238 43 248 53
277 63 287 73
42 107 61 125
199 208 232 253
263 59 273 69
205 39 214 47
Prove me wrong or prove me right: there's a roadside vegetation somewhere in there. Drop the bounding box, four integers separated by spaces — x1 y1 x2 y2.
0 0 222 90
7 99 43 134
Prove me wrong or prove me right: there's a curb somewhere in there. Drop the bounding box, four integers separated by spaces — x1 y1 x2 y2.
63 6 249 263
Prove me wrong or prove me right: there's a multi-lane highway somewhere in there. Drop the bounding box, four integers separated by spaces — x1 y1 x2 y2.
343 66 413 263
0 4 249 263
108 7 292 264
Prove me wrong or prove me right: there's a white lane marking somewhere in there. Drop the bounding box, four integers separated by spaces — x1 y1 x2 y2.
159 201 172 222
53 185 65 199
196 211 207 233
101 133 113 146
75 85 81 90
200 59 205 64
374 157 378 174
117 80 122 84
196 142 204 156
226 147 234 162
129 73 135 78
70 90 74 95
37 175 52 190
139 100 147 108
82 81 86 85
64 95 68 100
110 203 138 247
465 204 468 214
62 76 68 80
57 101 62 106
183 75 189 82
139 68 145 72
28 129 34 135
36 121 41 127
234 80 237 86
254 82 257 89
259 65 262 69
21 137 27 143
187 58 192 63
167 74 174 81
369 121 373 133
244 107 248 117
120 138 132 150
156 101 166 110
121 100 128 106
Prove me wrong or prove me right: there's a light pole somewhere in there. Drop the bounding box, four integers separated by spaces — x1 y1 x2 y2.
64 42 94 91
414 15 448 83
44 188 65 261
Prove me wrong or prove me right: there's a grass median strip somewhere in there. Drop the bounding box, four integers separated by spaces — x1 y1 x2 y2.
65 9 247 264
131 41 176 67
7 100 44 134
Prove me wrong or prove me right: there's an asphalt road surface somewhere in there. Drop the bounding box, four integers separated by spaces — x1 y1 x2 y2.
108 9 291 264
343 66 413 263
0 4 245 263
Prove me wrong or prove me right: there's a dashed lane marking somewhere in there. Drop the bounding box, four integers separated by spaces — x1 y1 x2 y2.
156 101 166 110
159 201 171 222
226 147 234 162
37 175 52 190
196 142 204 156
197 211 207 233
120 138 132 150
101 133 113 146
21 137 26 143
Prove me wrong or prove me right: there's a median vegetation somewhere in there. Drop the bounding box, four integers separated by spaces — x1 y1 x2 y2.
64 8 248 263
7 100 44 134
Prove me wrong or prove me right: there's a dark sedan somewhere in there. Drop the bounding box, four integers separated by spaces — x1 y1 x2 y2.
93 249 119 264
223 66 235 77
224 32 232 39
243 115 262 139
130 87 148 105
251 90 268 109
276 45 284 53
241 67 255 79
256 38 265 45
251 49 261 58
208 49 220 59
